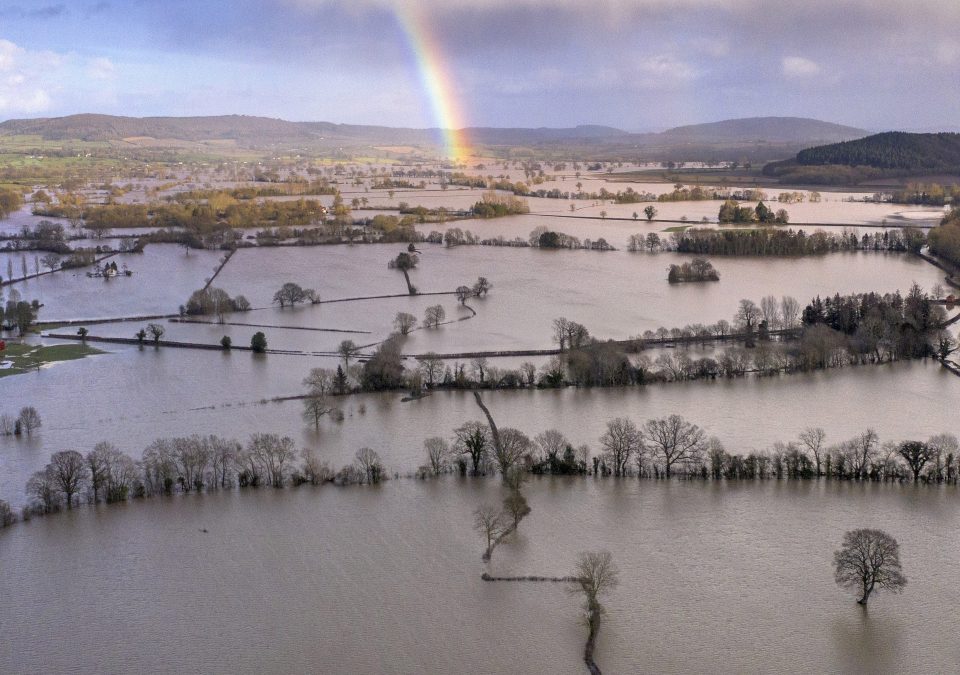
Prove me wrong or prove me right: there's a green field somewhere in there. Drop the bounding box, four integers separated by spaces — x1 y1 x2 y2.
0 342 105 378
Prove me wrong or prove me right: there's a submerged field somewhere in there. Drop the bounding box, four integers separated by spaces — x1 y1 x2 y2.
2 174 959 675
2 478 959 674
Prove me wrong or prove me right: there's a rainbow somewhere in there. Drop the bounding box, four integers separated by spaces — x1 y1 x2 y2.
394 5 471 163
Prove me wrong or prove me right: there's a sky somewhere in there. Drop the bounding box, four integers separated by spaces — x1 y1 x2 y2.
0 0 958 131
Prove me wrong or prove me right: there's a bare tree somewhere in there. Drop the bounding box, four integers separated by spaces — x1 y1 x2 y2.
833 528 907 605
927 433 959 482
146 322 165 345
642 415 706 477
337 339 359 368
423 304 446 328
520 361 537 387
599 418 641 476
424 437 449 475
248 433 297 487
472 276 492 296
535 429 569 465
780 296 801 330
17 406 41 434
210 436 239 489
300 446 332 485
393 312 417 335
473 504 504 553
40 253 60 272
418 353 444 387
503 490 529 526
272 282 306 308
470 356 489 384
455 285 473 305
455 421 488 474
760 295 781 330
86 441 117 503
798 427 827 477
553 317 591 351
355 446 384 483
49 450 89 509
492 428 530 475
172 435 212 492
735 299 762 330
570 550 620 675
27 467 59 512
553 317 571 350
848 429 879 480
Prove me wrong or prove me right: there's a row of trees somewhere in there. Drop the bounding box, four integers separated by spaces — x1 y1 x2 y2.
718 200 789 224
928 207 960 268
10 434 390 522
273 282 320 308
669 226 927 256
471 191 530 218
412 413 960 485
184 286 251 317
667 258 720 283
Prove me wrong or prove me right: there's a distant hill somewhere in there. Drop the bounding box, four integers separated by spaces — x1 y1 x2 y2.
0 113 870 162
0 113 627 147
795 132 960 172
0 113 313 142
764 131 960 184
658 116 867 144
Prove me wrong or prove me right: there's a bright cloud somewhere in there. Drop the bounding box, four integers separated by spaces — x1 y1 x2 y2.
0 39 120 115
87 56 115 80
782 56 821 78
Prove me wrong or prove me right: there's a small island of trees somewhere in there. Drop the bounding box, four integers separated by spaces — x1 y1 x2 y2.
667 258 719 283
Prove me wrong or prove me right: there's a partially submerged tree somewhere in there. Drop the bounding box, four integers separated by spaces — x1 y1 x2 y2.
250 331 268 353
17 406 42 435
423 304 446 328
455 285 473 305
272 282 306 308
473 503 504 554
146 323 165 345
355 446 384 484
642 415 706 477
798 427 827 477
393 312 417 335
455 421 489 474
897 441 934 482
389 251 419 295
833 528 907 605
49 450 89 509
423 437 449 475
600 418 641 477
302 367 336 430
570 550 620 675
472 276 492 296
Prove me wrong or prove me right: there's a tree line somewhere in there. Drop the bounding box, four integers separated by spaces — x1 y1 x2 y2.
290 284 947 402
420 414 960 485
1 433 391 528
928 207 960 268
667 226 926 256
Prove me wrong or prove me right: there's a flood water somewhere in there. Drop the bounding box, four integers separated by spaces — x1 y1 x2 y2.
2 354 955 507
2 477 958 674
2 198 958 674
30 243 944 355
